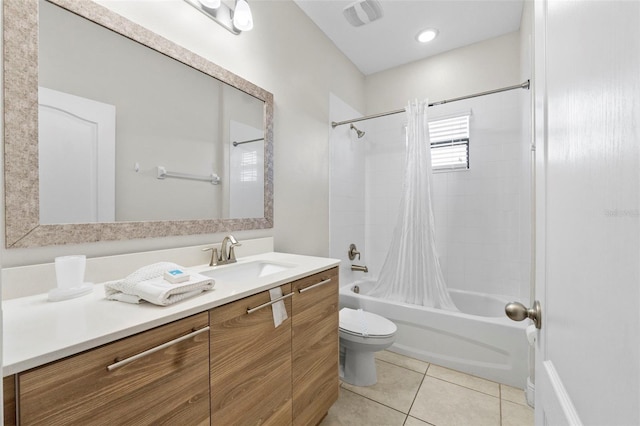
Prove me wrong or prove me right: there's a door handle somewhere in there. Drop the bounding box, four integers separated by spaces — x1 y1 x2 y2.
505 300 542 329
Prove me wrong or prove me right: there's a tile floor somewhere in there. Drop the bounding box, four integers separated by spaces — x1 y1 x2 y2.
320 350 533 426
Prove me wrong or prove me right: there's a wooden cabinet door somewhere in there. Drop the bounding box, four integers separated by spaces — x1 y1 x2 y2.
210 284 292 425
3 376 16 426
18 313 210 426
291 267 339 426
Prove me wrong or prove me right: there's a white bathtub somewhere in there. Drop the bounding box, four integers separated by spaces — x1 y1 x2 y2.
339 280 528 388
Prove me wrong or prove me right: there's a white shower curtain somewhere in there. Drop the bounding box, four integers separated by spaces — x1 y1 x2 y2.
368 99 457 311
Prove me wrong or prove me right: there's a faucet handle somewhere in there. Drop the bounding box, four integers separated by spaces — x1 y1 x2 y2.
202 247 219 266
348 243 361 261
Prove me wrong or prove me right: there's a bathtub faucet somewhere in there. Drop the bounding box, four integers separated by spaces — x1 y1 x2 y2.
351 264 368 273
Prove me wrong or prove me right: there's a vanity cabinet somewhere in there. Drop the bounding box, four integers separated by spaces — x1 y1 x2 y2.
16 312 210 425
209 283 293 425
3 265 340 425
291 267 339 426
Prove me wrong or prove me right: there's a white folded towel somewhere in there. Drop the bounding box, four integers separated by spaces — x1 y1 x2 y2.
269 287 288 328
104 262 214 306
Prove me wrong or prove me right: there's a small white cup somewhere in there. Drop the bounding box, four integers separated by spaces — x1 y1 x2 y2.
54 255 86 289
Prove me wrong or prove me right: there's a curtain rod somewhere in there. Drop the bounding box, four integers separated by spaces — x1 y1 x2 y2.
331 80 530 128
233 137 264 147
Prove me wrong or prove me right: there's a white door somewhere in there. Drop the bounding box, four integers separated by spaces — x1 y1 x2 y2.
38 87 116 224
533 1 640 425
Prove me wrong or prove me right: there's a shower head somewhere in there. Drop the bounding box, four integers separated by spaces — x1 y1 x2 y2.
350 123 366 138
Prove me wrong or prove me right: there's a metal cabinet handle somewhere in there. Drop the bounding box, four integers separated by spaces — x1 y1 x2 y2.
107 326 210 371
247 292 293 314
298 278 332 294
505 300 542 329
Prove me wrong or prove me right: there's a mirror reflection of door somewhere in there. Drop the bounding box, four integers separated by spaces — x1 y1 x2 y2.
38 87 116 224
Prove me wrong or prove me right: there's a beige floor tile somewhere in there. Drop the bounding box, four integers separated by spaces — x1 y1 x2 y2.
342 360 424 413
319 388 406 426
375 350 429 374
501 384 528 406
410 377 500 426
501 400 534 426
404 416 433 426
427 364 500 397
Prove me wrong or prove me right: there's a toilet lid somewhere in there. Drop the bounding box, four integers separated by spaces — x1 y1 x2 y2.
339 308 397 338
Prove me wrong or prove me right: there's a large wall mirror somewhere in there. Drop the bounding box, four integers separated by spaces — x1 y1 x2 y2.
3 0 274 248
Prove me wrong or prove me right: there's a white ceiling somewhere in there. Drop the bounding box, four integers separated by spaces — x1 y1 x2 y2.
294 0 524 75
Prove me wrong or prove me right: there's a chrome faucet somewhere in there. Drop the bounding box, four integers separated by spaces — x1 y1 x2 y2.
220 234 241 264
351 264 368 273
349 244 367 272
203 235 242 267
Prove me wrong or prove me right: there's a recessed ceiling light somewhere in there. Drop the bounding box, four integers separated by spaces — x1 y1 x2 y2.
417 28 438 43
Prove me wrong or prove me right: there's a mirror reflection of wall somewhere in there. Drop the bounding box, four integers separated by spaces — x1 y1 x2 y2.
38 0 264 223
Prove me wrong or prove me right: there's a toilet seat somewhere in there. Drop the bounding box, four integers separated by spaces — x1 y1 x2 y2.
339 308 397 338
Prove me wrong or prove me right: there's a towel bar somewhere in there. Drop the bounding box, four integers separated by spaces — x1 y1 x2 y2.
156 166 221 185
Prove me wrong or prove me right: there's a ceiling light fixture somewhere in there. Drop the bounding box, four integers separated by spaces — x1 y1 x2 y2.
417 28 438 43
232 0 254 31
184 0 254 35
199 0 221 8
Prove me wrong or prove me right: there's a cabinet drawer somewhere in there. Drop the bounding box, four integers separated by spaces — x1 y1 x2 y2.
210 284 292 426
292 267 339 426
18 312 210 426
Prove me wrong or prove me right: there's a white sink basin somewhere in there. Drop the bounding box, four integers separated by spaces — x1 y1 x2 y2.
200 261 294 283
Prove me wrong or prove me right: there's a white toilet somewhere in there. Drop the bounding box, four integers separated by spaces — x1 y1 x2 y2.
339 307 397 386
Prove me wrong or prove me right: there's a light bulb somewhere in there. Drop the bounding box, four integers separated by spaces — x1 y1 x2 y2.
233 0 254 31
417 29 438 43
199 0 221 9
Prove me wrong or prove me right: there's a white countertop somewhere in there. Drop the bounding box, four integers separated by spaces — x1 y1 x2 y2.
3 252 339 375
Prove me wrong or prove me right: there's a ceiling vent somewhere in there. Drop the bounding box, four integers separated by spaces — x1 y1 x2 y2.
343 0 384 27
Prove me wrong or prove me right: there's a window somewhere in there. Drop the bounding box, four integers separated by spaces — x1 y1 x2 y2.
429 114 470 172
240 151 258 182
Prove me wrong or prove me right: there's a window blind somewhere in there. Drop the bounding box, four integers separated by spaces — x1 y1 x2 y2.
429 114 470 171
240 151 258 182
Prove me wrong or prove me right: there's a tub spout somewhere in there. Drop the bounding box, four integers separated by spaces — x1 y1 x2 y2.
351 264 368 273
